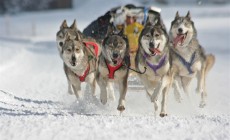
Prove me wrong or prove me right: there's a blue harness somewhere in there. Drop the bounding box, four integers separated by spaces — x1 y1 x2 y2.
143 53 167 75
174 51 196 74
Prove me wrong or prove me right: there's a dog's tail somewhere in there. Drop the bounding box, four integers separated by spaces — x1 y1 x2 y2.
205 54 215 73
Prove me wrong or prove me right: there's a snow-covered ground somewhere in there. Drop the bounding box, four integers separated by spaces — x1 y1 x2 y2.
0 0 229 140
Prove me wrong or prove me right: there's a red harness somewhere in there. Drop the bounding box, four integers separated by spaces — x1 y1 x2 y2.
75 41 98 82
105 60 123 79
83 41 99 57
76 65 90 82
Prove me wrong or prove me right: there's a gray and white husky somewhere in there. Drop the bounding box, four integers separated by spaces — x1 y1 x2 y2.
135 18 171 117
169 11 215 107
96 26 130 112
56 20 83 58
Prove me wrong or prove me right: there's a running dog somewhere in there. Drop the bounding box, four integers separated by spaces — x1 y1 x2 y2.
135 18 171 117
96 26 130 112
58 20 100 98
169 11 215 107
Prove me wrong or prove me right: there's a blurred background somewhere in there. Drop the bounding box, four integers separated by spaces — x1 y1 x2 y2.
0 0 229 14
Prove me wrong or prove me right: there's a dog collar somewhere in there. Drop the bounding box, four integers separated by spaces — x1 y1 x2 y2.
76 65 90 82
105 59 123 79
83 41 99 57
144 54 167 75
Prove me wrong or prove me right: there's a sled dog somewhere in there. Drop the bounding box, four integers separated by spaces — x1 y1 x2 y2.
135 18 170 117
59 22 100 99
169 11 215 107
96 26 130 112
56 20 83 58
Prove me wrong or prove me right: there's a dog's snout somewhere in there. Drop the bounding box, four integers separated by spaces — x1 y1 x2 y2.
178 28 183 33
149 42 155 48
72 55 76 62
59 42 64 47
113 52 119 58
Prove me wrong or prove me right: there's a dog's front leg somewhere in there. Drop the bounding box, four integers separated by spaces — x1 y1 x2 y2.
107 81 115 101
197 66 207 108
160 84 170 117
181 76 193 97
88 73 96 96
67 80 74 95
117 75 128 112
151 76 170 103
72 83 82 99
98 76 108 105
172 77 182 103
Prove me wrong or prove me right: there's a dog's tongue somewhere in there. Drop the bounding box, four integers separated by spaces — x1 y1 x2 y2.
173 34 184 47
149 48 161 55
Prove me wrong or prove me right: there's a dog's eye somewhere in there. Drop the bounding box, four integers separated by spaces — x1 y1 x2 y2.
66 49 71 52
155 34 160 37
76 48 80 52
145 34 151 38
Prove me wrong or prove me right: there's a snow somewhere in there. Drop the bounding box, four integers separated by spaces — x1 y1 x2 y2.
0 0 230 140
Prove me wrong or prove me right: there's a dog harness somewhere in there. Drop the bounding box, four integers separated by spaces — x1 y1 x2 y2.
83 41 99 57
173 50 196 74
105 59 123 79
75 65 90 82
143 53 167 75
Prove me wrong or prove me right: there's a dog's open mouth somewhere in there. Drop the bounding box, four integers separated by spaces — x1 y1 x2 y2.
112 58 122 65
149 44 161 56
71 62 76 66
173 31 188 47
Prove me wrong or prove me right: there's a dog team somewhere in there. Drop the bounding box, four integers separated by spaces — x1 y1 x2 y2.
56 5 215 117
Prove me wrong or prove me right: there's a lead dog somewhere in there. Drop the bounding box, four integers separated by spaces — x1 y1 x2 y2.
135 18 171 117
169 11 215 107
57 20 100 99
96 26 130 112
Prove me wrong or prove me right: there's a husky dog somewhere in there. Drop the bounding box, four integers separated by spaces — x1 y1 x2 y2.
56 20 83 57
135 18 170 117
96 26 130 112
57 20 100 98
169 11 215 107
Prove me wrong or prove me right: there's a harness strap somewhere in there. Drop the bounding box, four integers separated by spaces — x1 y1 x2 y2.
143 54 167 75
75 65 90 82
83 41 99 57
174 50 196 74
105 59 123 79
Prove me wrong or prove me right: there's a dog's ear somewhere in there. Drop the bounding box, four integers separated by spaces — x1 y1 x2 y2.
145 19 153 27
175 11 179 19
60 20 68 29
186 11 191 20
70 19 77 31
75 32 82 41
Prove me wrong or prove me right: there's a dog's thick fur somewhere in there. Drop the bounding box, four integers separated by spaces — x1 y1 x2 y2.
96 26 130 112
57 20 100 99
135 18 171 117
169 11 215 107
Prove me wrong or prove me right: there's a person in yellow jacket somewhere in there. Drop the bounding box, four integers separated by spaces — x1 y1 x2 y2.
124 15 144 69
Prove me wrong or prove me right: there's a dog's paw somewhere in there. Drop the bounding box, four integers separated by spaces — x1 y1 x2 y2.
117 105 125 112
199 101 206 108
68 89 74 95
159 113 168 117
100 94 107 105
